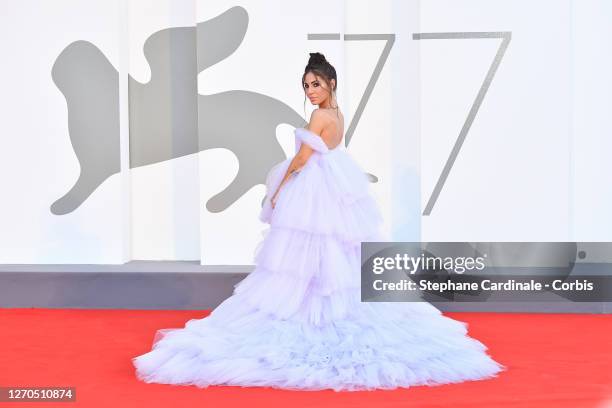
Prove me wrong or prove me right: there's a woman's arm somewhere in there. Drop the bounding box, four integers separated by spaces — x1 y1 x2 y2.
271 144 313 208
271 111 326 208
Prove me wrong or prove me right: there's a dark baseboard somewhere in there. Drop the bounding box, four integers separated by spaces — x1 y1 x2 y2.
0 261 609 313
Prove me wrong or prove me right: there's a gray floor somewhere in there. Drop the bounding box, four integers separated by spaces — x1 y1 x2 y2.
0 261 609 313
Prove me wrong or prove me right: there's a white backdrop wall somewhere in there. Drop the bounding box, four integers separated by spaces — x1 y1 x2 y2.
0 0 128 263
0 1 610 265
419 0 572 242
571 0 612 244
128 0 201 261
419 0 612 245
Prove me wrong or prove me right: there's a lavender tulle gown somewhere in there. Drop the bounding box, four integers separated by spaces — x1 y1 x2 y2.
132 127 505 391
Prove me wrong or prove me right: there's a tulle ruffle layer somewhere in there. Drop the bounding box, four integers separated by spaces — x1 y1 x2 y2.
133 297 504 391
260 147 384 244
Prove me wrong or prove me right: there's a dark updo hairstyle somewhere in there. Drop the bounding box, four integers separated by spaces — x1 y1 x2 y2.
302 52 339 117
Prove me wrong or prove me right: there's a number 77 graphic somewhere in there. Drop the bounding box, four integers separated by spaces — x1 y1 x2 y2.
413 32 511 215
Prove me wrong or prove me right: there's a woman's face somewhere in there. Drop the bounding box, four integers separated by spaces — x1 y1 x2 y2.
303 72 331 106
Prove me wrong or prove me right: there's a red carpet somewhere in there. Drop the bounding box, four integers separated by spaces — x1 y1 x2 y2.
0 309 610 408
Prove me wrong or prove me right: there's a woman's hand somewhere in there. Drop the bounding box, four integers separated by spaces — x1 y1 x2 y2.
271 191 279 209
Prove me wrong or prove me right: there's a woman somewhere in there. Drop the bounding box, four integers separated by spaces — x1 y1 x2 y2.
132 52 505 391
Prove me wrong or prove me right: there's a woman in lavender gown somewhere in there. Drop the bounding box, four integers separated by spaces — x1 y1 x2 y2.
132 52 505 391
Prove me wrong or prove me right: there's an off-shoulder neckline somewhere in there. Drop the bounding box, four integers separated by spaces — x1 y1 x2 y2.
296 127 343 151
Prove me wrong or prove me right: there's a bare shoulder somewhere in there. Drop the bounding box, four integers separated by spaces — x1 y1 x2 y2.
306 109 330 135
312 108 343 123
308 108 329 124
